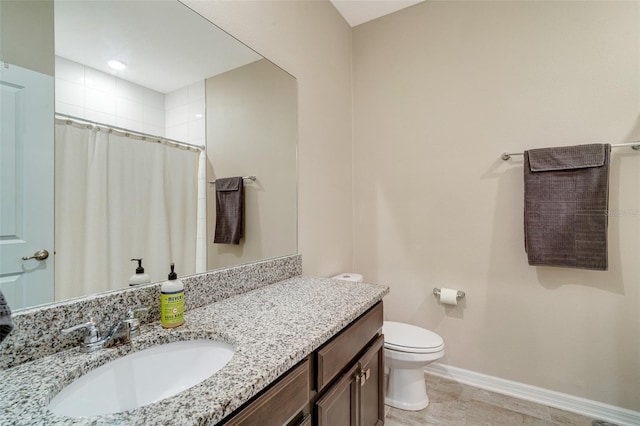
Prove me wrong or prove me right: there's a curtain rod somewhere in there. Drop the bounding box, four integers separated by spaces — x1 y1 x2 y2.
501 141 640 160
54 113 205 152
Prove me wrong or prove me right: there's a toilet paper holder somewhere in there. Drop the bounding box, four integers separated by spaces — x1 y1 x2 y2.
433 288 465 300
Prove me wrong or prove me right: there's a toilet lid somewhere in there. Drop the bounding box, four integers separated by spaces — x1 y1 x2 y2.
383 321 444 353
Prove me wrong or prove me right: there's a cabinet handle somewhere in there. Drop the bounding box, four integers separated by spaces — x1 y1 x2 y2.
356 368 371 387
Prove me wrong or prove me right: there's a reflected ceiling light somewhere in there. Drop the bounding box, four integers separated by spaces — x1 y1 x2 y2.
107 59 127 71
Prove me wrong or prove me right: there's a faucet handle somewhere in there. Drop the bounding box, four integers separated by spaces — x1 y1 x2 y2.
125 307 149 336
62 320 100 344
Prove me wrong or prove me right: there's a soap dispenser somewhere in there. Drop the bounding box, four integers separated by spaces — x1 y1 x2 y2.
129 258 151 286
160 263 184 328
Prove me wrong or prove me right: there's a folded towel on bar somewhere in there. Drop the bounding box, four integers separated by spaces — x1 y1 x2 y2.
524 143 610 270
214 177 244 245
0 290 14 344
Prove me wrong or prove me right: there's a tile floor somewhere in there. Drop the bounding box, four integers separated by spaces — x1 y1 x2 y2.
384 374 600 426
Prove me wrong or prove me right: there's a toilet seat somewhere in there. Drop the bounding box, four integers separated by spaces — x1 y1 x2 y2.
383 321 444 354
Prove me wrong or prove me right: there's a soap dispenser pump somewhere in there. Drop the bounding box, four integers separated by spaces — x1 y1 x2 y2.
129 258 151 286
160 263 185 329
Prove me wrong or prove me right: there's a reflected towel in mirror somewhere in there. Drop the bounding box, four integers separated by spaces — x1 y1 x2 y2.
214 177 244 245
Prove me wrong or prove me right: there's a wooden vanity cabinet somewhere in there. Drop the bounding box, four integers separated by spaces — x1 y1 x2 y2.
315 302 385 426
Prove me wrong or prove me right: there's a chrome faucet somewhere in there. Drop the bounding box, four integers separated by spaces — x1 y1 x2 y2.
62 307 149 353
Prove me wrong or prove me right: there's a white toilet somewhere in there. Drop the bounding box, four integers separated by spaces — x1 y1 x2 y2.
383 321 444 410
332 273 445 411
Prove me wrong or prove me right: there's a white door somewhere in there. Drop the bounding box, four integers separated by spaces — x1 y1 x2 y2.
0 63 54 309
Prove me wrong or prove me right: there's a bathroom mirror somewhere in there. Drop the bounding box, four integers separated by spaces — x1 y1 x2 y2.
1 0 297 311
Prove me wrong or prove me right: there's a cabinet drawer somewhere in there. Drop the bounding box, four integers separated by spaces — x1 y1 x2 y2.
316 302 383 392
225 358 310 426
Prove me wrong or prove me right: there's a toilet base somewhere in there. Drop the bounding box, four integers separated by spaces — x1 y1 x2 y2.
385 367 430 411
385 394 429 411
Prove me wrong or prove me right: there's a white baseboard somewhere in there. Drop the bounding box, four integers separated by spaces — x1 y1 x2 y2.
424 363 640 426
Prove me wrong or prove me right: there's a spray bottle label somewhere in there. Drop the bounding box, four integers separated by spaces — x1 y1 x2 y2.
161 290 184 327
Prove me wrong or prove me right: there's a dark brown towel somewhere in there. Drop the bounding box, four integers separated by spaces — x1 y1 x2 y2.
214 177 244 245
0 290 14 344
524 144 610 270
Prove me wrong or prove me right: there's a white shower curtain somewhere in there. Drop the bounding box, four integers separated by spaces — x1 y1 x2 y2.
54 122 199 300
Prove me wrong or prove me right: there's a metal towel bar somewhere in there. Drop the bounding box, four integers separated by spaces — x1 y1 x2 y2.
501 141 640 160
208 176 256 185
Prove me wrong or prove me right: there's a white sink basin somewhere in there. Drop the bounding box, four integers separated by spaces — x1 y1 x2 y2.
48 339 235 417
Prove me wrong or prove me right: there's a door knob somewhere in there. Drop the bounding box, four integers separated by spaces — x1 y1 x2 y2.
22 249 49 261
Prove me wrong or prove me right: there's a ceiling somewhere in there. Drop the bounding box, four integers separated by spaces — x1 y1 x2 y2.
330 0 425 27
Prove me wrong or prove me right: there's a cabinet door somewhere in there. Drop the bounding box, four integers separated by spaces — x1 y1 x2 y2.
358 335 385 426
315 363 359 426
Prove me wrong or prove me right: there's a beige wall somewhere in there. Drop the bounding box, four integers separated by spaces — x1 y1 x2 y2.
205 59 297 269
185 0 354 276
353 1 640 410
0 0 54 76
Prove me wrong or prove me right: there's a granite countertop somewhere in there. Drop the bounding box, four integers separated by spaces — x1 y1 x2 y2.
0 276 389 425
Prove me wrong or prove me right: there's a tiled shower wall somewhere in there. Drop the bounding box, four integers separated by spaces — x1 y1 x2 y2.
54 56 208 271
55 56 167 136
